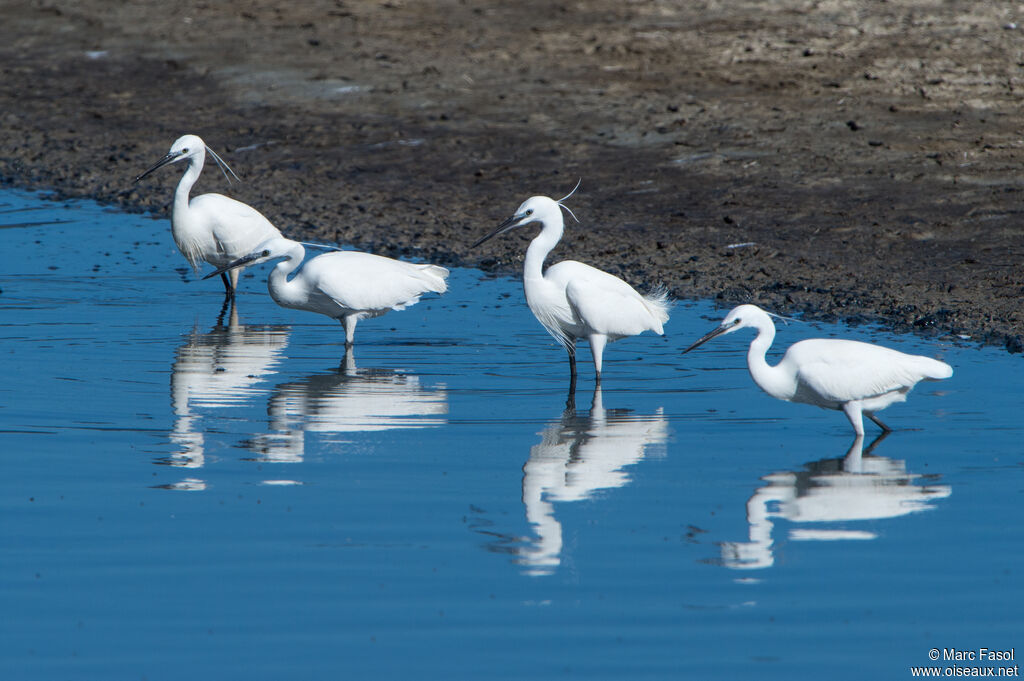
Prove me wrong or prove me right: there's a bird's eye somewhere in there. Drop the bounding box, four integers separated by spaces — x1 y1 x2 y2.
262 250 270 256
525 209 534 216
181 148 189 154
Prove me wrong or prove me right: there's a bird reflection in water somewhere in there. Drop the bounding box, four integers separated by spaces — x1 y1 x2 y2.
517 387 669 576
720 433 951 570
244 347 448 463
161 300 290 487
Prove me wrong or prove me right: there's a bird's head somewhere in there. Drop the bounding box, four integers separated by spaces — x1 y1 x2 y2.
168 134 206 161
134 134 239 184
202 237 297 281
683 304 771 353
472 180 581 248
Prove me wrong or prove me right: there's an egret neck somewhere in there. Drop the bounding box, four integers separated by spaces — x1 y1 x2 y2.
267 241 308 308
523 202 564 283
744 314 796 402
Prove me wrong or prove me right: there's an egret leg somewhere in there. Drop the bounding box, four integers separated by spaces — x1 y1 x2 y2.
229 268 240 293
567 343 578 400
588 334 607 385
865 411 892 433
219 272 235 297
341 314 358 348
841 402 865 436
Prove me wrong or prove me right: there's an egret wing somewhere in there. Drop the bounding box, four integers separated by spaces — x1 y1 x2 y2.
787 339 937 404
561 264 665 338
307 251 447 313
194 194 281 261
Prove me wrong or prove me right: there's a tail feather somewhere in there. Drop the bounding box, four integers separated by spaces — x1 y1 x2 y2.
642 285 673 328
417 264 450 294
918 356 953 380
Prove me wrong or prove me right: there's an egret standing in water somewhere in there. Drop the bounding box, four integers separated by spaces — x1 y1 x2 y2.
205 237 449 348
473 184 671 391
135 134 282 296
683 304 952 435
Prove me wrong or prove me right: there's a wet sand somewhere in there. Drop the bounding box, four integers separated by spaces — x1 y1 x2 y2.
1 1 1022 350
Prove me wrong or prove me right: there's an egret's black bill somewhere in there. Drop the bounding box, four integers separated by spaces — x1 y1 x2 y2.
203 252 261 280
471 214 522 248
134 152 181 183
682 324 731 353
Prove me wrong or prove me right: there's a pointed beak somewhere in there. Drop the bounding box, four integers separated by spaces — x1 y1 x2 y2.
682 323 732 354
202 252 262 280
471 213 526 248
134 151 183 183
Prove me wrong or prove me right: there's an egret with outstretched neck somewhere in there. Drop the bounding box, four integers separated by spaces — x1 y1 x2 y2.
135 134 282 296
473 184 671 392
205 237 449 348
683 304 952 435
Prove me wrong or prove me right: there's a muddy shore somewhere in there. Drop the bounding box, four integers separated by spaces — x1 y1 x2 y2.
2 1 1023 350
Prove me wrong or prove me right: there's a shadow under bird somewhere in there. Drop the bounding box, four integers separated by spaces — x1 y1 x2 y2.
683 304 953 435
205 236 449 348
134 134 282 296
473 184 671 392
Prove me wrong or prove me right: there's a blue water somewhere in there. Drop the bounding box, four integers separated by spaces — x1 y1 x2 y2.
1 189 1020 680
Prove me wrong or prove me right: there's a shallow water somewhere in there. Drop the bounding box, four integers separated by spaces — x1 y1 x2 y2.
1 190 1020 680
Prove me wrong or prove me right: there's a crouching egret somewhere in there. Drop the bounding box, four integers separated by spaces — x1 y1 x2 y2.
473 184 671 391
683 304 953 435
205 237 449 348
134 134 282 296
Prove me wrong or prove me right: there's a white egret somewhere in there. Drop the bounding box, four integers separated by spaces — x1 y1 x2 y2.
134 134 282 295
683 304 953 435
473 185 671 390
205 236 449 347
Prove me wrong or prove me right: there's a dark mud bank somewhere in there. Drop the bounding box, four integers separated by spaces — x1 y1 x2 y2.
2 1 1022 352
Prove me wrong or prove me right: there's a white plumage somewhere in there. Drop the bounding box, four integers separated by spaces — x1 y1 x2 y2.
135 134 282 294
206 236 449 347
684 304 952 434
473 190 670 388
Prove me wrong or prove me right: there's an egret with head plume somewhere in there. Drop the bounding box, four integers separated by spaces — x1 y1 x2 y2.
683 304 952 435
474 183 671 393
135 134 282 296
205 236 449 349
